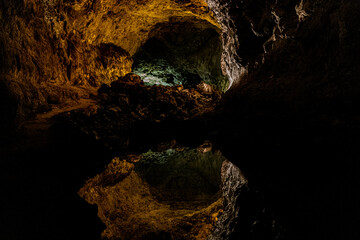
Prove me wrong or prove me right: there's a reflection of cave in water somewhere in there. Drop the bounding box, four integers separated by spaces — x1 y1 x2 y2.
79 143 227 239
136 146 224 209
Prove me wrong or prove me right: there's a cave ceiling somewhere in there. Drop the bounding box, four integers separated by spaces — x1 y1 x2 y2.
68 0 219 55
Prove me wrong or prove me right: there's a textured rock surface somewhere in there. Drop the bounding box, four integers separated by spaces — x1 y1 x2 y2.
58 73 222 151
0 0 219 129
205 0 244 87
205 1 360 239
1 0 358 124
1 0 359 240
201 2 360 237
206 0 360 103
0 0 82 128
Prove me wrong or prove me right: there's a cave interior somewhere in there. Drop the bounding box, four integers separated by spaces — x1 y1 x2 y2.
0 0 360 240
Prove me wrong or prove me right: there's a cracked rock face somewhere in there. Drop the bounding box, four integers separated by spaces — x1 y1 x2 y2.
1 0 359 125
205 0 303 86
206 0 360 103
203 1 359 238
204 0 244 87
1 1 359 239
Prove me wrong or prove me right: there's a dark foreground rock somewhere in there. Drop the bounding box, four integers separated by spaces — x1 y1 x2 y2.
57 73 222 152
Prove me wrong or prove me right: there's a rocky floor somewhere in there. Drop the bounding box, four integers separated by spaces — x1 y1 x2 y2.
55 73 222 152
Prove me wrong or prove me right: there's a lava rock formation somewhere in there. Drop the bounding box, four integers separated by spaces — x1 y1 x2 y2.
1 0 359 240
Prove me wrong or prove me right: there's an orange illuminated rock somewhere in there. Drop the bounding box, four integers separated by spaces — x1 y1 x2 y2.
0 0 218 128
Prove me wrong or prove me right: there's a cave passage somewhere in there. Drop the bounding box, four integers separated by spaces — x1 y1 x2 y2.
132 18 228 90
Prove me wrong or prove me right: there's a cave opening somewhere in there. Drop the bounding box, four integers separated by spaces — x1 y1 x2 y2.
132 18 229 91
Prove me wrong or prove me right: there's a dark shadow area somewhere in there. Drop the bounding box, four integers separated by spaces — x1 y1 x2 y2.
208 100 360 240
0 124 111 240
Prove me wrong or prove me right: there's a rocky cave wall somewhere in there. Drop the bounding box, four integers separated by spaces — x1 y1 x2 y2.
0 0 219 130
2 0 358 130
206 0 360 105
204 1 360 239
1 1 360 239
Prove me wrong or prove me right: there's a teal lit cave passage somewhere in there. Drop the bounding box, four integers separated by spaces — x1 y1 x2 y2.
132 17 229 91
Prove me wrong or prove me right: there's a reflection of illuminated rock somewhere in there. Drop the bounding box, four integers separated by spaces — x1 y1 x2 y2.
79 146 226 239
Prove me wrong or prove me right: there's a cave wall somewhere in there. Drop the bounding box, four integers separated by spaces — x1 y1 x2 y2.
207 0 360 105
1 1 359 239
0 0 69 128
0 0 218 129
2 0 358 126
205 1 360 239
